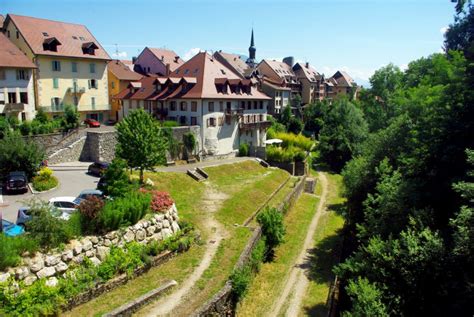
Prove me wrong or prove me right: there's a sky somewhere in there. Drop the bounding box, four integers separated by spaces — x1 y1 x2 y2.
1 0 457 86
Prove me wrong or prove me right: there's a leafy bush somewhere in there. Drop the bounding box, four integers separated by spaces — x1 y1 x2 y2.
266 145 305 163
32 167 58 192
26 201 74 249
100 158 134 197
149 191 174 213
183 132 196 153
78 196 104 220
230 265 252 301
239 143 249 156
0 235 38 270
257 207 285 261
97 242 148 280
61 105 79 131
161 120 179 127
98 191 151 232
0 133 45 178
287 116 304 134
273 132 313 151
267 116 286 139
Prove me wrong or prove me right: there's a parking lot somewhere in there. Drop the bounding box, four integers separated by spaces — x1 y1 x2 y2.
0 162 99 222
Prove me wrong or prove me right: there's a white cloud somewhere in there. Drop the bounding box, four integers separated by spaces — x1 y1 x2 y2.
183 48 201 61
400 64 409 71
112 51 128 58
440 26 449 35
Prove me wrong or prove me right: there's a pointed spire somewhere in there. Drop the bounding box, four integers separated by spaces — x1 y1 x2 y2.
247 28 256 67
250 28 255 47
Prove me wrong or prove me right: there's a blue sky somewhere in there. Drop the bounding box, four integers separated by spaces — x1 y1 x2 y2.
2 0 456 86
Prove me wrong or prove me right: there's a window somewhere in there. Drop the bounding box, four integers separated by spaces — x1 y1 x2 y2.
20 92 28 104
51 97 61 107
247 101 251 110
259 101 263 109
91 97 96 107
8 92 17 104
219 101 224 112
180 101 187 111
208 117 216 127
72 36 78 40
72 62 78 73
226 102 231 110
53 78 59 89
7 30 10 38
79 36 85 41
241 101 245 109
184 69 189 75
170 101 177 111
0 70 5 80
89 79 98 89
111 81 115 89
0 92 4 105
17 70 28 80
208 102 214 112
254 101 258 109
191 117 197 125
52 61 61 72
191 101 197 112
89 63 96 73
179 116 187 125
42 32 49 36
21 112 26 121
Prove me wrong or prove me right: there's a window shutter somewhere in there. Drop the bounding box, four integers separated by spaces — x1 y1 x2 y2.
88 80 91 89
207 118 210 127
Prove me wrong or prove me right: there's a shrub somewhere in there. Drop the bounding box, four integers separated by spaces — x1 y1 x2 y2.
0 235 38 270
26 201 73 249
78 196 104 220
183 132 196 153
230 265 252 301
266 146 295 163
61 105 79 131
257 207 285 261
97 242 148 280
161 120 179 127
150 191 174 213
273 132 313 151
32 167 58 192
249 239 266 273
0 133 45 178
101 158 134 197
239 143 249 156
98 191 151 232
287 116 304 134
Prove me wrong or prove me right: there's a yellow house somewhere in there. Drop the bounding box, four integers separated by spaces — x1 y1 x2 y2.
107 60 142 122
3 14 111 122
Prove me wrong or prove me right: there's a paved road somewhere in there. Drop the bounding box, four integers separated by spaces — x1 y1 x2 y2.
0 163 98 222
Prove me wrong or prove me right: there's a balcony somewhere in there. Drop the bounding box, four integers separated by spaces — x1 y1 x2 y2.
239 120 272 131
225 108 244 117
68 86 86 94
79 104 111 112
4 103 26 112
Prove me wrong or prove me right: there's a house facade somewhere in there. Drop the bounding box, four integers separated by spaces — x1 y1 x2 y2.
3 14 111 122
107 59 142 122
293 62 326 104
115 52 271 156
133 47 184 76
0 32 36 121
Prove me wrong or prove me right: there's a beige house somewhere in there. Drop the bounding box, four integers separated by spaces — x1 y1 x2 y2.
3 14 111 122
293 62 325 104
326 71 358 100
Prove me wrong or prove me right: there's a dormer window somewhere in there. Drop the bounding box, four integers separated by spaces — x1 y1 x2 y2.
42 32 49 37
82 42 99 55
43 37 61 52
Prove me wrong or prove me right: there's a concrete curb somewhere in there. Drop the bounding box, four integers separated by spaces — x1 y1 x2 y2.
102 279 177 317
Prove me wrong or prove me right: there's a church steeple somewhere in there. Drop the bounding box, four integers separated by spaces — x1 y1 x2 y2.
246 28 256 68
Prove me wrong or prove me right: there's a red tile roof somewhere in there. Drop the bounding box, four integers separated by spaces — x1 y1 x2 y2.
262 59 296 79
0 33 36 68
331 71 355 87
6 14 110 60
115 52 270 101
293 63 322 83
107 60 142 81
145 47 184 72
213 51 250 78
0 15 4 30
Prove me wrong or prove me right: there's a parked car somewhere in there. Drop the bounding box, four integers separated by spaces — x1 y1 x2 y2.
106 119 116 126
88 162 110 177
1 214 25 237
84 118 101 128
4 171 28 194
73 189 104 205
48 197 78 218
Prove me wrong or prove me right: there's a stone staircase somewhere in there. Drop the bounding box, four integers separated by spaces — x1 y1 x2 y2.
186 167 209 182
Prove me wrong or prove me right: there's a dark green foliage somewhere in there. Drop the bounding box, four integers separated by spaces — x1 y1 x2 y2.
35 109 49 124
26 201 75 249
183 132 196 160
97 242 148 280
0 235 38 270
230 265 252 301
287 116 303 134
342 277 388 317
0 133 45 178
97 191 151 232
303 101 328 136
257 207 285 261
61 105 79 131
266 116 286 139
279 104 292 127
116 109 167 183
239 143 249 156
318 98 368 171
101 158 133 197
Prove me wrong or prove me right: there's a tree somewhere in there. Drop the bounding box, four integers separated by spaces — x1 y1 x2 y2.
100 158 133 197
35 108 49 124
318 99 368 171
61 105 79 131
343 277 388 317
0 133 45 178
279 104 292 127
303 101 328 136
287 116 303 134
116 109 167 184
257 207 285 261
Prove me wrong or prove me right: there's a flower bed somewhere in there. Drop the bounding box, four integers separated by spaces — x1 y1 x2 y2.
32 167 58 192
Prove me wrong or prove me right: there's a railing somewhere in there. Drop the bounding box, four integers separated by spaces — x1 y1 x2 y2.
4 103 26 111
79 104 111 111
224 108 244 117
239 120 272 130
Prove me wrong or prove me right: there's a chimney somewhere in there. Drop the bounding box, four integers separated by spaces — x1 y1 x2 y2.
161 55 165 61
166 63 170 76
174 56 180 63
132 56 137 64
305 62 309 68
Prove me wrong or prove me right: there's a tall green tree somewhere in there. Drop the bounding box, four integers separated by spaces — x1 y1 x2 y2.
116 109 167 184
0 133 45 178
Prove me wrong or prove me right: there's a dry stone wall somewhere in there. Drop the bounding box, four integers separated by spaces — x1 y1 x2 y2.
0 205 180 287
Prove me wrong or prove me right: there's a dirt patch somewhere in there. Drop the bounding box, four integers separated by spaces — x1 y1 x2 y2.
136 182 228 316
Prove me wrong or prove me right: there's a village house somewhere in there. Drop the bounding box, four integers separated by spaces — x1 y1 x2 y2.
326 70 358 100
133 47 184 76
2 14 111 122
293 62 326 104
0 32 37 121
107 59 142 122
114 51 272 156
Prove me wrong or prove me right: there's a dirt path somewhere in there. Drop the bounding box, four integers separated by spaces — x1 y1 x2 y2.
138 183 228 316
268 172 329 317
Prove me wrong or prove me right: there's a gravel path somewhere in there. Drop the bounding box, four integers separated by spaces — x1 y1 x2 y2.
268 172 329 317
138 183 228 316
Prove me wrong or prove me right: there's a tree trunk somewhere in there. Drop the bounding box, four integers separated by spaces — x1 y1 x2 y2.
139 168 144 184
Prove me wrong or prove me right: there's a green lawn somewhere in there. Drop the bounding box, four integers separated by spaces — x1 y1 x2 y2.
236 181 321 316
65 161 291 316
300 173 345 316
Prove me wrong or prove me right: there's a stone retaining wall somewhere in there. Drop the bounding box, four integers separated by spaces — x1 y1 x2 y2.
48 137 87 165
0 205 180 287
